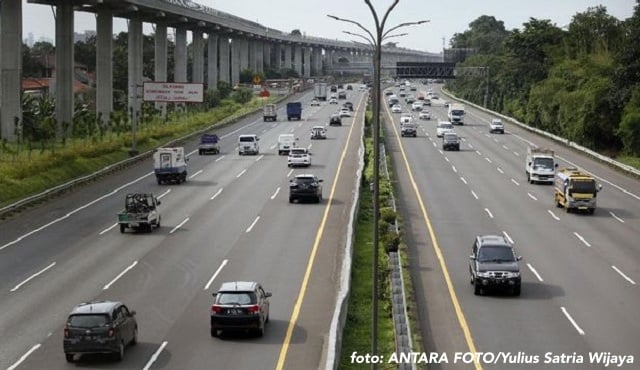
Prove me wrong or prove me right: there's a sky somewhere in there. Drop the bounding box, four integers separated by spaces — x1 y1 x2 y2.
21 0 636 53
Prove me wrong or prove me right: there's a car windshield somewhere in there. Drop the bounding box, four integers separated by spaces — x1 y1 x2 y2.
451 110 464 115
439 124 452 129
68 314 110 328
217 292 257 305
478 246 515 262
295 177 316 184
239 137 255 142
533 158 554 170
571 179 597 193
444 135 458 142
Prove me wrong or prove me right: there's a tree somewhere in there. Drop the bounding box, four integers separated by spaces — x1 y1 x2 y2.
232 88 253 104
291 29 302 37
568 6 623 57
613 2 640 104
240 68 254 83
618 87 640 155
75 35 97 72
216 81 232 100
450 15 509 54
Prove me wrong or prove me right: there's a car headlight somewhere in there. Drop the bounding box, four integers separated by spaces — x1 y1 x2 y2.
476 271 491 278
504 271 520 278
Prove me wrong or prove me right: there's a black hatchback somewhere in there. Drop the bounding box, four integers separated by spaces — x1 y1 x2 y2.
329 114 342 126
63 301 137 362
289 174 323 203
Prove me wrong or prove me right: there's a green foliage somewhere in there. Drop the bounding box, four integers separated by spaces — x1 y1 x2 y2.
231 88 254 104
380 207 397 224
618 88 640 155
216 81 232 99
239 68 254 84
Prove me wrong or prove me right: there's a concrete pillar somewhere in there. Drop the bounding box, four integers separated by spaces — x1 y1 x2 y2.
0 0 22 140
192 30 204 84
326 49 334 68
239 37 249 72
96 8 112 125
263 42 271 69
231 38 240 86
303 47 311 78
154 25 168 117
248 39 257 72
254 40 264 73
283 44 292 70
273 43 282 70
174 27 187 82
207 33 218 91
127 19 143 117
293 45 302 76
311 48 322 76
55 2 74 135
219 36 230 83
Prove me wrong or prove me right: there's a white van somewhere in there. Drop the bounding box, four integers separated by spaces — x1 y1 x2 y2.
238 134 260 155
278 134 297 155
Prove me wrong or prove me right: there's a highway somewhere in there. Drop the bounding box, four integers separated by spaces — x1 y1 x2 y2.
0 89 365 370
385 83 640 369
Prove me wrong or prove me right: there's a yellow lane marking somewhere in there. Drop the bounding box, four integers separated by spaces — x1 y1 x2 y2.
385 104 482 370
275 93 366 370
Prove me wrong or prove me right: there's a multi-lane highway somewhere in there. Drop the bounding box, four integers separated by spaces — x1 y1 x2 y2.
0 89 365 369
385 83 640 369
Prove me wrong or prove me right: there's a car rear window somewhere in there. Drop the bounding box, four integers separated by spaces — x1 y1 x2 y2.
217 292 257 305
68 314 110 328
239 136 255 142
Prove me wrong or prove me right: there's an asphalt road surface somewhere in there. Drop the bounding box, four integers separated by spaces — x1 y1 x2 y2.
0 88 365 370
385 83 640 370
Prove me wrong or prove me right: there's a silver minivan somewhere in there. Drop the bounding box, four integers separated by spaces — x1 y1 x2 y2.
238 134 260 155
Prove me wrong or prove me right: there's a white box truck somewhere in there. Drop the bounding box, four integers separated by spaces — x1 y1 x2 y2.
314 82 328 101
526 147 557 184
154 147 188 184
448 103 465 125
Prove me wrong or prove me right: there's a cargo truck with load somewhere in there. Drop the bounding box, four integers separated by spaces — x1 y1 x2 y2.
314 82 328 101
554 167 602 214
525 147 557 184
198 134 220 155
263 104 277 122
117 193 161 233
154 147 188 184
286 102 302 120
448 103 465 125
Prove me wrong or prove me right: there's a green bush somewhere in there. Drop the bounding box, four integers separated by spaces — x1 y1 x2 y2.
232 88 254 104
380 206 396 224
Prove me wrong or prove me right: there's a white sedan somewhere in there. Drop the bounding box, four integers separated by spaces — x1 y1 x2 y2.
339 108 351 117
419 110 431 120
436 121 454 137
310 98 320 106
391 104 402 113
411 102 423 111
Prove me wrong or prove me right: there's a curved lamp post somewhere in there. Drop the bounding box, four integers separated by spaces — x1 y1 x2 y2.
329 2 427 368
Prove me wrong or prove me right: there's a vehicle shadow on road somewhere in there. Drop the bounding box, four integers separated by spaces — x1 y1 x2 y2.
69 342 159 367
215 319 307 345
511 281 564 300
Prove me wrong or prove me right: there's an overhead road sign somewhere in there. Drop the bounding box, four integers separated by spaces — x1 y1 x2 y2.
143 82 204 103
395 62 456 79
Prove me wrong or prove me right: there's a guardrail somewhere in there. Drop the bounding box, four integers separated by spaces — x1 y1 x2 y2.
441 89 640 177
0 93 294 218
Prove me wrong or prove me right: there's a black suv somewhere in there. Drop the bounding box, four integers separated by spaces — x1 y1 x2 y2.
338 91 347 99
329 114 342 126
63 301 138 362
210 281 271 337
343 101 354 111
469 235 522 296
289 174 323 203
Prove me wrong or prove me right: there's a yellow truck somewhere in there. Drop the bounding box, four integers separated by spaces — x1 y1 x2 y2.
554 167 602 214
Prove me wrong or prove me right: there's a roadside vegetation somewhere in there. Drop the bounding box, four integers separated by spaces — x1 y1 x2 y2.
446 4 640 167
339 112 395 369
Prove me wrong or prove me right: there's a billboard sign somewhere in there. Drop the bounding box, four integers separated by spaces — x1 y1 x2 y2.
143 82 204 103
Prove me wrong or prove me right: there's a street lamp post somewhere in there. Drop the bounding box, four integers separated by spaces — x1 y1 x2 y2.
328 3 427 367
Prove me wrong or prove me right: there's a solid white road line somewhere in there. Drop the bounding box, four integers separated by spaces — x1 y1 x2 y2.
189 169 203 179
484 208 494 218
548 210 561 221
210 188 223 200
471 190 479 200
502 231 514 244
256 154 264 162
609 211 625 223
271 187 281 200
527 193 538 201
157 189 171 199
611 266 636 285
511 178 520 186
103 261 138 290
204 259 228 290
10 262 56 292
99 223 118 235
236 169 247 178
497 167 504 174
561 307 585 335
169 217 190 234
573 232 591 247
287 169 294 177
215 155 226 162
142 341 169 370
527 263 544 282
7 344 41 370
246 216 260 233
